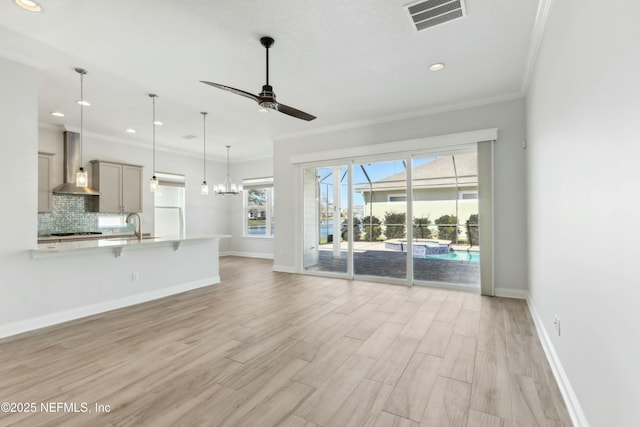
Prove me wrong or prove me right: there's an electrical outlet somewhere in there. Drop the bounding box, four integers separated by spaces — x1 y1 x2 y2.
553 315 561 336
131 272 139 282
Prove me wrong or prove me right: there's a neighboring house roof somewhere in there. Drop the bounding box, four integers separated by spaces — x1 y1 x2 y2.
356 153 477 192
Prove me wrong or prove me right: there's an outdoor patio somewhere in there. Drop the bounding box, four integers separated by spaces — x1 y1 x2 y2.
306 241 480 286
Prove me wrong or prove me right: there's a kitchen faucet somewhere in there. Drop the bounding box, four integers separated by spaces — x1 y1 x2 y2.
125 213 141 240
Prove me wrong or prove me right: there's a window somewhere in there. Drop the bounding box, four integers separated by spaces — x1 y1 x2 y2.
388 194 407 202
458 190 478 200
243 177 274 237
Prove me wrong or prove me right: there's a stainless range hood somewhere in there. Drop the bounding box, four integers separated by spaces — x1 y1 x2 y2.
52 131 99 195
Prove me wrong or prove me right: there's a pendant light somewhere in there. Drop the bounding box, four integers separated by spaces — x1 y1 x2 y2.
200 112 209 195
75 68 89 187
149 94 159 192
215 145 242 196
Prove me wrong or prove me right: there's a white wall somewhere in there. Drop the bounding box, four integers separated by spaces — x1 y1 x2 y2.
274 99 527 294
0 57 39 327
526 0 640 425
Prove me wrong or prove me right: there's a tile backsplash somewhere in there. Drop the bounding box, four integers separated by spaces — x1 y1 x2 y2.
38 194 134 236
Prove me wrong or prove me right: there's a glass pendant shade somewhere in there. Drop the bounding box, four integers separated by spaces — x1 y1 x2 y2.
149 176 159 192
76 168 88 187
201 181 209 195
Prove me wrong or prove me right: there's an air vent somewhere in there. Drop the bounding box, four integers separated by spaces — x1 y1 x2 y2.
405 0 466 31
183 134 197 140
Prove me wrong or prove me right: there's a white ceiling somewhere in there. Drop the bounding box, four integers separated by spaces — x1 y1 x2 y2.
0 0 541 161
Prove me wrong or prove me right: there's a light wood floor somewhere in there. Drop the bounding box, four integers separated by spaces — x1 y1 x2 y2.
0 257 572 426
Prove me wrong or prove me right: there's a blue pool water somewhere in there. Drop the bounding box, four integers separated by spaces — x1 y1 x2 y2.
247 225 274 236
425 250 480 262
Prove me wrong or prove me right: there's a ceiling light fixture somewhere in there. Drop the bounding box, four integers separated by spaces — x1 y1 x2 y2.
51 112 65 117
200 36 316 121
149 94 159 192
125 128 136 134
15 0 41 12
75 68 89 188
215 146 242 196
200 112 209 196
153 120 163 126
429 63 445 71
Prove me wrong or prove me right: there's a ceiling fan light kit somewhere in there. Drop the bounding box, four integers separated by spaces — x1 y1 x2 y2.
15 0 42 12
201 36 316 121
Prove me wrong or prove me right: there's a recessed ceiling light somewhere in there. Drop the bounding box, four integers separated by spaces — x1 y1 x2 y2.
76 100 91 106
50 112 64 117
429 63 445 72
15 0 41 12
125 128 136 134
153 121 163 126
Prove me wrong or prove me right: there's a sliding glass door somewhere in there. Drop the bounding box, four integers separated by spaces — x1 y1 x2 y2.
303 165 349 275
352 160 407 282
411 153 480 287
301 147 483 291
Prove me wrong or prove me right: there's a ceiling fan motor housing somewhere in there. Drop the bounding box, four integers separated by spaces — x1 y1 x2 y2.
260 85 275 99
259 85 277 109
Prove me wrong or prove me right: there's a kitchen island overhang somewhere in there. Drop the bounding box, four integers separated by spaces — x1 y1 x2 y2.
32 234 230 259
1 235 230 340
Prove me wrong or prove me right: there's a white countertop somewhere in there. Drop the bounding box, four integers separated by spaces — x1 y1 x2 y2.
32 234 231 258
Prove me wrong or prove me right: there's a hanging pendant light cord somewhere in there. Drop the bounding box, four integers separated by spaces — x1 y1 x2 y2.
79 72 84 168
226 145 231 180
152 96 156 174
202 112 207 181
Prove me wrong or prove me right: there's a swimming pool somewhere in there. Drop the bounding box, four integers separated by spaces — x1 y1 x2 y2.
425 250 480 262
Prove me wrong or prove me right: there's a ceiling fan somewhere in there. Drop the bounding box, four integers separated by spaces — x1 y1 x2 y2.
201 36 316 121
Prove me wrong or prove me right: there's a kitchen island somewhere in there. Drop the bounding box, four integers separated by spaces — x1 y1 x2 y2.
2 234 230 339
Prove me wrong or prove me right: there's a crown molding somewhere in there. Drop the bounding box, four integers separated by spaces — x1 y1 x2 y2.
521 0 555 95
274 92 523 142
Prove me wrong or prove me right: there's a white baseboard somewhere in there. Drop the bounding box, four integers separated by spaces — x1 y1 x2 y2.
527 296 589 427
0 276 220 340
494 287 528 299
273 264 295 273
220 251 274 260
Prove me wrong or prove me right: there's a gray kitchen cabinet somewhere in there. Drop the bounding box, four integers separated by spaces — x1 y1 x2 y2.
38 152 54 212
91 160 143 213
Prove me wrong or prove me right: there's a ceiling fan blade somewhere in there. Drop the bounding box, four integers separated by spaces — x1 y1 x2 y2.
200 81 260 103
274 102 316 121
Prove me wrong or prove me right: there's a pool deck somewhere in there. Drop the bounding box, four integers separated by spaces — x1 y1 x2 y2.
307 241 480 286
